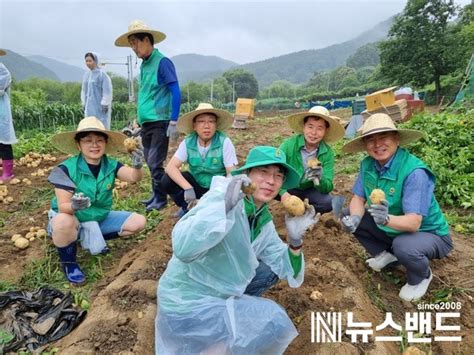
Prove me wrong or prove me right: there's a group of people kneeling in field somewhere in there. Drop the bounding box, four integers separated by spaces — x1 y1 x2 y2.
0 21 451 354
45 102 451 354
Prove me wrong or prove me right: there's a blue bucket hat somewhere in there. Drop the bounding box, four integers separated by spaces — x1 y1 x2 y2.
232 146 300 189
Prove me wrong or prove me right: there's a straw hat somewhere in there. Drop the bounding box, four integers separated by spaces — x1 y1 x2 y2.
342 113 424 153
232 146 300 190
287 106 345 143
177 103 233 134
0 49 6 56
51 117 127 155
115 20 166 47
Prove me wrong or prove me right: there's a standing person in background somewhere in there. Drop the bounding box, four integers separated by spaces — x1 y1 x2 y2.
81 52 113 129
0 49 17 182
115 20 181 212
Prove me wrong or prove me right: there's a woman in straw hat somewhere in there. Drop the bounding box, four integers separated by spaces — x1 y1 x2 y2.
156 146 320 354
81 52 113 129
280 105 345 214
115 20 181 212
161 103 238 218
0 49 18 182
47 117 146 285
340 113 452 302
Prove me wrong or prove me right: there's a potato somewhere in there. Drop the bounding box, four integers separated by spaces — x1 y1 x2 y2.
307 158 321 169
11 234 22 242
25 231 36 239
123 138 139 152
36 229 47 238
9 178 21 185
14 237 30 249
283 195 305 216
0 185 8 197
241 182 257 195
370 189 386 204
5 196 13 203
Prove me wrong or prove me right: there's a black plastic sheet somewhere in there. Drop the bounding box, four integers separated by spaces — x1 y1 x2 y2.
0 287 86 352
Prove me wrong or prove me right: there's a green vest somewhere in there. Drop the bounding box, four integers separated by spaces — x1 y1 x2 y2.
137 49 172 125
51 154 118 223
362 148 449 237
279 134 335 193
186 131 227 188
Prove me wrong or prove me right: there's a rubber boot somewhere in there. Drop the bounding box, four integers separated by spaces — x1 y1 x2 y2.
0 159 14 182
56 242 86 286
170 191 188 218
140 179 156 205
145 180 168 212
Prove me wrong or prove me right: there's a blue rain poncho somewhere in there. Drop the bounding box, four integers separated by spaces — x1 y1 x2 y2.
0 63 17 145
156 176 304 355
81 52 113 129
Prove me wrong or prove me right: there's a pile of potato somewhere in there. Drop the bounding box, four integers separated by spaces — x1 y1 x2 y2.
11 227 47 250
30 166 53 177
17 152 57 167
0 185 13 204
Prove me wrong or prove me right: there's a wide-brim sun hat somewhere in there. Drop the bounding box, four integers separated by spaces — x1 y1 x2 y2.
115 20 166 47
0 49 6 56
177 102 233 134
51 116 128 155
287 105 345 143
342 113 424 153
232 146 300 190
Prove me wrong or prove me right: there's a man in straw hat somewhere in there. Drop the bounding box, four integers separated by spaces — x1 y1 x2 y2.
280 105 345 214
156 146 320 354
47 117 147 285
340 113 452 302
115 20 181 211
162 103 238 218
0 49 18 182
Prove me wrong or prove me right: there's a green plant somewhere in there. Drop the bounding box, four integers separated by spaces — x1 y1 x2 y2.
0 329 14 346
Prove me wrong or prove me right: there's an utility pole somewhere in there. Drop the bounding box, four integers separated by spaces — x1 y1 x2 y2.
232 81 235 109
101 54 135 103
210 79 214 102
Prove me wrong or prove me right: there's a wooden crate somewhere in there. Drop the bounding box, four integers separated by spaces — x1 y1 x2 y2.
236 98 256 118
232 114 248 129
365 86 397 111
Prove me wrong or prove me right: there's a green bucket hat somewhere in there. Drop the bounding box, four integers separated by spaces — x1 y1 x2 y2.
232 146 300 189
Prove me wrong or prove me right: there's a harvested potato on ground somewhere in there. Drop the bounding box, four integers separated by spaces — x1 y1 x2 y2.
11 234 22 242
307 158 321 169
123 138 139 152
29 226 40 232
9 178 21 185
370 189 386 204
4 196 13 203
14 237 30 249
0 185 8 196
25 231 37 240
36 229 47 238
283 195 305 216
241 182 257 195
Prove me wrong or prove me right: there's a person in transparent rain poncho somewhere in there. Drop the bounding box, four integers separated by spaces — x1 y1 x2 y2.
81 52 113 129
156 146 321 355
0 49 18 182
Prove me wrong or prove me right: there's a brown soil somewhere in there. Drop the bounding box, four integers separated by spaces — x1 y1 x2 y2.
1 112 472 354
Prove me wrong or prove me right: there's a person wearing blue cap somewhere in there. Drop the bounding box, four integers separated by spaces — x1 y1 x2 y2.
155 146 320 354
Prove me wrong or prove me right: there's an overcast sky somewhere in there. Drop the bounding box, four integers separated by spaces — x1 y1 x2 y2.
0 0 471 75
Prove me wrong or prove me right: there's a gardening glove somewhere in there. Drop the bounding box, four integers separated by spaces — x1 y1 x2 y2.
166 121 179 142
184 188 198 209
304 165 323 186
224 174 252 213
340 214 362 234
130 141 144 169
368 200 389 225
285 205 320 248
71 193 91 212
101 105 109 113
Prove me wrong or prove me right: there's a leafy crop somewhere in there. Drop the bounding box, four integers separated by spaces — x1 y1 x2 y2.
401 108 473 208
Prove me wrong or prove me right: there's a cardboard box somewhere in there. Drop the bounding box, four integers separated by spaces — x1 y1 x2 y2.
235 98 256 118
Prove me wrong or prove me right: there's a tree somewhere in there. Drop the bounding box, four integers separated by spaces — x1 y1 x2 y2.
346 43 380 69
379 0 458 103
222 68 259 99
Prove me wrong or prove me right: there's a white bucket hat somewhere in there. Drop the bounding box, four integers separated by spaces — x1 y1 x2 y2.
115 20 166 47
342 113 424 153
52 117 127 155
287 106 345 143
177 103 233 135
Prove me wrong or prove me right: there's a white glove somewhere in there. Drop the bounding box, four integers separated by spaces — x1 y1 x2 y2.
224 174 252 213
285 205 320 247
